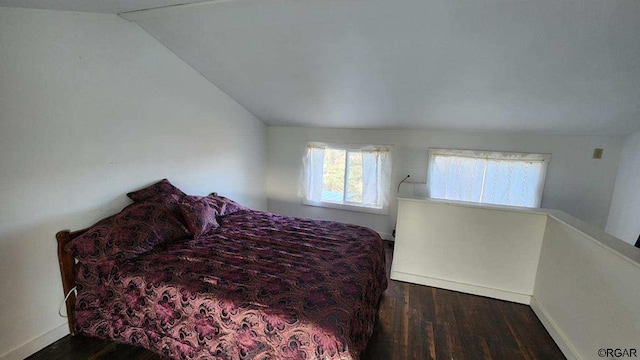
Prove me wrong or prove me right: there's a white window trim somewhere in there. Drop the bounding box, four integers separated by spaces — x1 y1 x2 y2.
300 141 392 215
427 148 550 208
302 198 389 215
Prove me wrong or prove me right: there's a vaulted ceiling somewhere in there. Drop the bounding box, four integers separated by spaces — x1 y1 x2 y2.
2 0 640 135
0 0 204 14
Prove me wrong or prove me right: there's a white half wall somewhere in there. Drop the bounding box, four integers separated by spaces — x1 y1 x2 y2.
391 199 547 304
391 198 640 360
267 126 623 237
606 130 640 245
533 211 640 360
0 7 266 359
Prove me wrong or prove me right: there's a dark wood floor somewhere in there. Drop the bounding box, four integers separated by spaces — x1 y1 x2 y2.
29 242 564 360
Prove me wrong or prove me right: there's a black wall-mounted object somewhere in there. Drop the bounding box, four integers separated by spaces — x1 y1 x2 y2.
397 175 410 193
635 234 640 249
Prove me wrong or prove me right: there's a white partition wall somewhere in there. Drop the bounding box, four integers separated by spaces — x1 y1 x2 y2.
391 198 640 360
532 212 640 360
391 199 547 304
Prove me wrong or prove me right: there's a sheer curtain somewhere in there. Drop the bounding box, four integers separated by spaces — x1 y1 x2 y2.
300 142 392 210
361 146 391 208
427 149 550 208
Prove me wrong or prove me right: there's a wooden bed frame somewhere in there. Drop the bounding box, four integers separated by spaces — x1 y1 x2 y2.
56 228 89 336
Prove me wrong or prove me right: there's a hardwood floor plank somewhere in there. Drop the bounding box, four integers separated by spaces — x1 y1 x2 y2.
502 302 565 360
485 338 527 360
407 283 432 360
425 321 437 360
26 336 112 360
29 241 565 360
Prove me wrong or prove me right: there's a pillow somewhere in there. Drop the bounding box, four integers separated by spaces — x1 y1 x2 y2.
178 195 221 239
65 198 188 263
205 194 247 216
127 179 186 203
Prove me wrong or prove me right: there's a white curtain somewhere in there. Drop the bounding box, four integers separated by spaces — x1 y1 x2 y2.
362 150 379 205
361 146 391 208
300 142 392 209
299 143 329 203
427 149 550 207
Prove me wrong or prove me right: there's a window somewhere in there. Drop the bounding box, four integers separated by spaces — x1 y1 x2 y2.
427 149 550 208
301 142 392 213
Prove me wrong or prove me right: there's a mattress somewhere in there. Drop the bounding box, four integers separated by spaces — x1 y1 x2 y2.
74 209 387 359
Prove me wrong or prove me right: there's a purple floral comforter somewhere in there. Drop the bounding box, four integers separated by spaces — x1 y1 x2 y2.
74 210 387 359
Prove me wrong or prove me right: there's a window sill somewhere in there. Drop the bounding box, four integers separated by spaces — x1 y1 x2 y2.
302 199 389 215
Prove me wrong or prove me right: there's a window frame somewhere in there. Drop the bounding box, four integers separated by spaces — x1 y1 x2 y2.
427 148 550 208
301 142 392 215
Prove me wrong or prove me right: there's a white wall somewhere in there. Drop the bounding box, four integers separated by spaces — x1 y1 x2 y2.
533 211 640 359
392 199 547 304
0 7 266 359
606 130 640 245
267 126 623 236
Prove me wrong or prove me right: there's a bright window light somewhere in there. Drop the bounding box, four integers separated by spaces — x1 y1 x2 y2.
427 149 550 208
301 143 392 213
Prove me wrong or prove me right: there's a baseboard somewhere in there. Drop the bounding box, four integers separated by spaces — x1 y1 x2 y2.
390 270 531 304
0 323 69 360
378 232 394 241
530 297 580 360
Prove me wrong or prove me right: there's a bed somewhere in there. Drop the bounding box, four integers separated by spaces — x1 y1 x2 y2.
56 180 387 359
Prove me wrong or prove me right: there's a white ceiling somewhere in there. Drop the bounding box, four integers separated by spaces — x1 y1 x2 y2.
123 0 640 135
0 0 204 14
3 0 640 135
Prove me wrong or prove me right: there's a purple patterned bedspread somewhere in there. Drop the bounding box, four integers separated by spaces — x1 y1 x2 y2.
74 210 387 359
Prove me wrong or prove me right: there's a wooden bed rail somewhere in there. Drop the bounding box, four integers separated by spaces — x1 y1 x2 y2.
56 229 86 336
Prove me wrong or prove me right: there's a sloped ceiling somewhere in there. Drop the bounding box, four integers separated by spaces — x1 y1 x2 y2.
0 0 205 14
122 0 640 135
2 0 639 135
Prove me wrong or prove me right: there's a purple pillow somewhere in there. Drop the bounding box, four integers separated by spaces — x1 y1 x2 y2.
178 196 221 239
65 198 188 263
127 179 186 203
205 194 247 216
